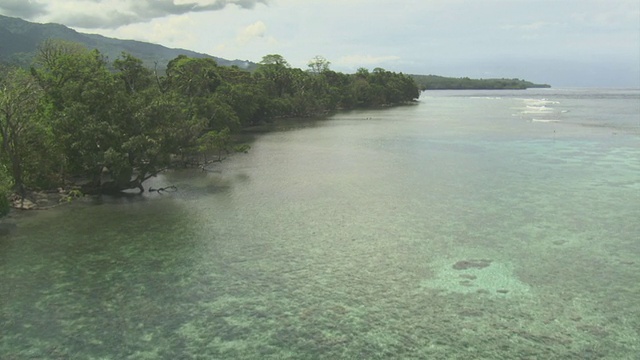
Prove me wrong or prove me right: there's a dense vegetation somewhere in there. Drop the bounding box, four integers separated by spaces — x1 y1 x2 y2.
0 41 419 212
410 74 550 90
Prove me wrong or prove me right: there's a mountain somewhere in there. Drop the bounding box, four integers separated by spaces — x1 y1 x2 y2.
0 14 257 71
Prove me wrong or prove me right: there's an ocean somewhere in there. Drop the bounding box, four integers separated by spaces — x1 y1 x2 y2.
1 88 638 359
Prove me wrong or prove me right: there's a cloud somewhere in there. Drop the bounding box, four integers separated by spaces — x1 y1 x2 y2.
28 0 268 29
211 20 278 59
106 15 198 49
570 1 640 28
236 20 266 44
337 55 401 68
501 21 557 31
0 0 47 18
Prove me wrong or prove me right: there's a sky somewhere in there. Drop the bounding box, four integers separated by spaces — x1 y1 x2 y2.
1 0 639 87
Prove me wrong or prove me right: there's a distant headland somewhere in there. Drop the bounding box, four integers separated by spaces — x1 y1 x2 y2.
410 74 551 90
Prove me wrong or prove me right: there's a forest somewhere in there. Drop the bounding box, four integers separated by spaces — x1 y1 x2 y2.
0 40 420 214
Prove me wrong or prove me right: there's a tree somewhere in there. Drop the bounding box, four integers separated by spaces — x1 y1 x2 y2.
31 39 92 108
0 67 44 199
0 162 12 215
216 82 267 126
259 54 290 67
255 54 293 98
1 40 422 197
33 44 126 190
215 66 268 125
163 56 236 149
197 127 231 164
33 42 184 193
307 55 331 74
113 52 152 94
165 56 222 99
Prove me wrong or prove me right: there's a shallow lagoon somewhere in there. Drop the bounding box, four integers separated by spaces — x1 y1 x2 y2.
1 89 639 359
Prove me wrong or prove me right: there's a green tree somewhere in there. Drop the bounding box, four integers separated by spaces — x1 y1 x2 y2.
33 44 126 190
0 67 44 198
1 40 422 196
259 54 290 67
0 162 12 215
104 53 226 192
255 54 293 98
215 65 268 125
164 56 226 130
165 56 221 98
307 55 331 74
216 82 267 126
197 127 232 164
113 52 153 94
32 42 189 193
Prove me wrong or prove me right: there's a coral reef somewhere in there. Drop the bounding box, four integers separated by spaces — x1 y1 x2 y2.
452 259 493 270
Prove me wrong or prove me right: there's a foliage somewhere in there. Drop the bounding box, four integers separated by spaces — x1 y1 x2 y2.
0 162 12 216
0 42 420 195
0 66 48 196
33 41 127 190
307 55 331 74
197 127 234 163
254 55 419 118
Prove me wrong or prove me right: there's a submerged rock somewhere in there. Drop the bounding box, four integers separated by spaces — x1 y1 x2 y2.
452 259 493 270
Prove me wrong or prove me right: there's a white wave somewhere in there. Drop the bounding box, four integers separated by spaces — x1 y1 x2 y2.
531 119 560 123
523 108 554 114
523 98 560 106
526 105 553 111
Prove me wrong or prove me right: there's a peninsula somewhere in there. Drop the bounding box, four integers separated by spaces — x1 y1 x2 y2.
410 74 551 90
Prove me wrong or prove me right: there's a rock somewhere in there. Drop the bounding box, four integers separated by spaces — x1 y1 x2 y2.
34 192 49 200
13 198 36 210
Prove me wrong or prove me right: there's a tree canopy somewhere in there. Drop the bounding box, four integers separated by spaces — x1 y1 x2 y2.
0 41 420 207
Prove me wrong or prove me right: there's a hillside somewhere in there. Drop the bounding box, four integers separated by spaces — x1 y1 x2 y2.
0 14 256 71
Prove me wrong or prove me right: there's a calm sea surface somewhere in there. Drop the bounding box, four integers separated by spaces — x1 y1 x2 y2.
1 88 639 359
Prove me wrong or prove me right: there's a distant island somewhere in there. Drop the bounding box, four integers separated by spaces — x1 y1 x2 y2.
410 74 551 90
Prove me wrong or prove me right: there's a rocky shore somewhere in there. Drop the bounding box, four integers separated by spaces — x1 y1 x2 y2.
10 188 83 210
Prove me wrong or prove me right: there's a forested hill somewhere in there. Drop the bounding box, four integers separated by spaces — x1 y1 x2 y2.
0 14 255 70
410 74 551 90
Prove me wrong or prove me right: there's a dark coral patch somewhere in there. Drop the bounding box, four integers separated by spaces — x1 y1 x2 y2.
452 259 492 270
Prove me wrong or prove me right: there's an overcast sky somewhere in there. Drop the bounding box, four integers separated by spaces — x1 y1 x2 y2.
1 0 639 87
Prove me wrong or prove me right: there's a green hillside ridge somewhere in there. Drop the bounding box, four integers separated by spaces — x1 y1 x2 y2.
0 14 256 71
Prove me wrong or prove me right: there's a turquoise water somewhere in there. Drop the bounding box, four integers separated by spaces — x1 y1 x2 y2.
1 89 639 359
